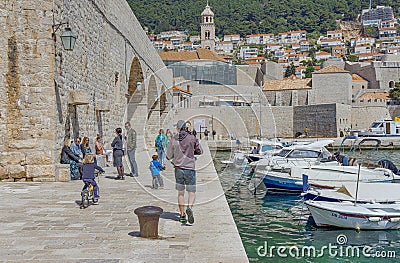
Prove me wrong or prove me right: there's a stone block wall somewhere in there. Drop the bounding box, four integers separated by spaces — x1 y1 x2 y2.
0 1 56 181
174 105 276 140
352 105 390 130
0 0 172 181
271 106 293 137
313 72 352 105
293 104 340 137
264 89 309 106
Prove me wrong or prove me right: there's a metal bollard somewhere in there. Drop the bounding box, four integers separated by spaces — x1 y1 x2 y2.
134 206 163 238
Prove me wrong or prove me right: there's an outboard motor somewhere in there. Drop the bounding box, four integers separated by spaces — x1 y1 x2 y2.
378 159 400 175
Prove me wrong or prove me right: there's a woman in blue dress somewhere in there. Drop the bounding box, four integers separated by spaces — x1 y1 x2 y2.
111 127 124 180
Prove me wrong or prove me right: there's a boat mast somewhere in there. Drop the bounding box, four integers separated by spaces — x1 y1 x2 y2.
354 163 361 206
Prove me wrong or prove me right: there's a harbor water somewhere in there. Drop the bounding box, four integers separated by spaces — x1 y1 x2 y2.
213 150 400 262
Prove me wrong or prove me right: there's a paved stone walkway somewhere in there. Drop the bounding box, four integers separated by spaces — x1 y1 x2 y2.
0 142 248 262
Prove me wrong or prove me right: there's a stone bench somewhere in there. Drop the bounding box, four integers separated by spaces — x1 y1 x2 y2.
55 164 71 182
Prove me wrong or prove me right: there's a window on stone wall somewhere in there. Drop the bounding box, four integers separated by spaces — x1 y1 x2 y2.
389 81 395 89
362 85 365 89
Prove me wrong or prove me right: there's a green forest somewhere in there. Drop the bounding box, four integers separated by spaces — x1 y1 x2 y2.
127 0 400 37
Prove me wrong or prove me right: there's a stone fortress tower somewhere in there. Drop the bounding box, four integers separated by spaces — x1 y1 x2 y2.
201 1 216 51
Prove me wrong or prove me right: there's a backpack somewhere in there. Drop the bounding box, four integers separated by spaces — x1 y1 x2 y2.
155 135 164 150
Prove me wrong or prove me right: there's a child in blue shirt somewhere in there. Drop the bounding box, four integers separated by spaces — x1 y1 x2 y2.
81 154 104 203
149 154 165 189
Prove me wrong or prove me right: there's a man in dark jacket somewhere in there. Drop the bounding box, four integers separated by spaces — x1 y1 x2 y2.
167 120 202 224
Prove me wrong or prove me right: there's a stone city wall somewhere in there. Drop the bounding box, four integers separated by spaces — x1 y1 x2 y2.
174 105 276 140
0 0 171 181
293 104 341 137
313 72 352 105
352 105 390 130
270 106 294 137
264 89 309 106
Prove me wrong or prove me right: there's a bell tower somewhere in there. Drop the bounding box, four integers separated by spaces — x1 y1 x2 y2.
200 1 215 51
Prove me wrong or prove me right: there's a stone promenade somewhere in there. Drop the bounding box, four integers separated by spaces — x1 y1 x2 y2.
0 142 248 262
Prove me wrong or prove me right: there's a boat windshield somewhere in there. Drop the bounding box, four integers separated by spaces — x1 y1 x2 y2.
274 149 291 157
320 148 332 159
370 122 382 128
261 145 282 152
287 150 320 158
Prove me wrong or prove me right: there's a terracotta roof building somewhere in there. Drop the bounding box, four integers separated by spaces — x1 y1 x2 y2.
313 65 349 74
159 48 227 64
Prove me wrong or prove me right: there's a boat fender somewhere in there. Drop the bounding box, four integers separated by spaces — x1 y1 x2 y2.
368 217 381 222
389 218 400 223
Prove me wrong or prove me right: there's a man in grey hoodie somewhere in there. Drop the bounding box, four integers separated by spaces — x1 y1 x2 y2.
167 120 202 224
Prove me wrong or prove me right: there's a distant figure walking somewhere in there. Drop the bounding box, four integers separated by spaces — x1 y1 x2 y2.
155 129 167 166
125 122 138 177
111 127 124 180
304 127 309 137
167 120 202 224
212 130 216 140
204 129 209 140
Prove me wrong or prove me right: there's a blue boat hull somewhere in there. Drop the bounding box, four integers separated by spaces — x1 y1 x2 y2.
263 174 303 192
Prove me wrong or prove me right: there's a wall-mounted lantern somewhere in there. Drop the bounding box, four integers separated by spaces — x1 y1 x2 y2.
53 19 78 51
60 28 77 51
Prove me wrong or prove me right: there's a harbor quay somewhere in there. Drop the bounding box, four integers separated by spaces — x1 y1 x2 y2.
209 137 400 151
0 141 248 262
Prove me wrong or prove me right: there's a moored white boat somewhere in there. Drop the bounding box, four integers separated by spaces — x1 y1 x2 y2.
260 165 395 192
305 200 400 230
304 182 400 203
227 138 285 168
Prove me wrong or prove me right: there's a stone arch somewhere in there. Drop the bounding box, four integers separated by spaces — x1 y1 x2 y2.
127 56 145 123
147 75 157 111
160 85 167 113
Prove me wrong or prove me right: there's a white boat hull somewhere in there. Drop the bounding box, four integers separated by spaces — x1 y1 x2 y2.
306 200 400 230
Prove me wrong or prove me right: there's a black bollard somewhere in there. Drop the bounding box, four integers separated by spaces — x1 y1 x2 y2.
134 206 163 238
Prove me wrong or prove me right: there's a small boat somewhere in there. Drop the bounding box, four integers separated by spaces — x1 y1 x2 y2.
304 182 400 203
261 165 394 192
245 138 285 163
229 138 285 168
305 200 400 230
355 119 400 137
257 138 396 192
252 139 336 171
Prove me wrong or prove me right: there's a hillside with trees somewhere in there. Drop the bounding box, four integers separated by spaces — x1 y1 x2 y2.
127 0 400 37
